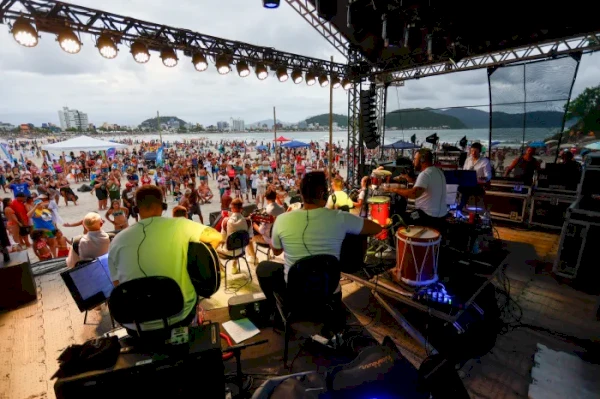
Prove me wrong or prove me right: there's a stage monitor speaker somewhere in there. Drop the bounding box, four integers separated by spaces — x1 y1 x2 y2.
0 251 36 310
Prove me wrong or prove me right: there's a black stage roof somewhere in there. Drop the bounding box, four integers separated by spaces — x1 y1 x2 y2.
311 0 600 67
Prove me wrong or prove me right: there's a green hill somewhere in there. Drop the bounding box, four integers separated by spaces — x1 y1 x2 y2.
385 109 466 129
305 109 465 129
304 113 348 127
139 116 187 129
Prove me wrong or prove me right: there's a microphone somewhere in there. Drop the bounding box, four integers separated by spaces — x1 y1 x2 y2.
392 214 411 232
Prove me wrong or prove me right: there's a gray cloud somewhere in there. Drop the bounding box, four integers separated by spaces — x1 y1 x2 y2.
0 0 598 127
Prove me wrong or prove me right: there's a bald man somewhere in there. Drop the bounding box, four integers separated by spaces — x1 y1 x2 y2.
66 212 111 268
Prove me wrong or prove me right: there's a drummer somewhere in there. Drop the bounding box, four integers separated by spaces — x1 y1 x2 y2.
383 148 448 231
325 178 354 211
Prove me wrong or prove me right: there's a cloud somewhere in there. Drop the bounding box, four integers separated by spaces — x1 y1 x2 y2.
0 0 598 127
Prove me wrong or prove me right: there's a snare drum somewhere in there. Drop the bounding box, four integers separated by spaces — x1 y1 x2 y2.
367 196 391 240
394 227 441 287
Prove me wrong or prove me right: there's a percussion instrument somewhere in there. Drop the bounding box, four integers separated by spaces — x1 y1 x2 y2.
367 196 391 240
371 169 391 187
394 227 441 287
250 209 275 224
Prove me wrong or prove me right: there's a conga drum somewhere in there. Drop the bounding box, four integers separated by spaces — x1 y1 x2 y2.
394 227 441 287
367 196 391 240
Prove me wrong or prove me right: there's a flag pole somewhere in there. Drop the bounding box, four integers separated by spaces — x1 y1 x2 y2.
273 106 277 171
328 55 334 183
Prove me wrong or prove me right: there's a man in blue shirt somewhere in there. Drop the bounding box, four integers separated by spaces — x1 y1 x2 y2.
9 176 31 197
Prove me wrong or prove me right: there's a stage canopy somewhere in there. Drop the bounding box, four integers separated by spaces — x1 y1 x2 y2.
281 140 310 148
42 135 128 152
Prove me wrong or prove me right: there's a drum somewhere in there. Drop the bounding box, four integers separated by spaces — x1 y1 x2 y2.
371 169 391 187
367 196 391 240
394 227 441 287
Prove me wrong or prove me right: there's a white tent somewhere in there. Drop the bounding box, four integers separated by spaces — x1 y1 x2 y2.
42 135 128 152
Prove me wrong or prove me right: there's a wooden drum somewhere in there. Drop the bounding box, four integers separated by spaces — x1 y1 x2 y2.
394 227 441 287
368 196 391 240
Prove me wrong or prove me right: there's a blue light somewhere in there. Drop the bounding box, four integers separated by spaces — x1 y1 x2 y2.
263 0 280 8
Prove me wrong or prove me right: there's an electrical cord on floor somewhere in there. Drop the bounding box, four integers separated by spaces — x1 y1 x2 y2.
223 259 253 295
289 337 309 373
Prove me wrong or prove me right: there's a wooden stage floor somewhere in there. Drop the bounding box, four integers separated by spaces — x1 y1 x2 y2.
1 225 599 399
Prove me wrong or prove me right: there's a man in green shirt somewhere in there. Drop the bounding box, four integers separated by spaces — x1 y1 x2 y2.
108 185 221 331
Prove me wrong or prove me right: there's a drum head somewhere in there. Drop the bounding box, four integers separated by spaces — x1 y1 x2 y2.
372 169 392 176
396 226 440 241
368 196 391 204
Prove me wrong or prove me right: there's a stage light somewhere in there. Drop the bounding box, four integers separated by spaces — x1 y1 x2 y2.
192 53 208 71
236 61 250 77
306 71 316 86
96 34 117 59
318 73 329 87
276 67 288 82
131 41 150 63
255 63 268 80
263 0 280 8
215 54 231 74
342 78 352 90
160 48 178 67
11 17 38 47
331 75 341 89
57 28 81 54
291 69 303 84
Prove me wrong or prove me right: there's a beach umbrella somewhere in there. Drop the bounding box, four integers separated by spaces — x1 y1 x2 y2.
275 136 291 142
256 145 268 151
281 140 310 148
528 141 546 148
491 141 501 146
544 139 558 144
584 141 600 150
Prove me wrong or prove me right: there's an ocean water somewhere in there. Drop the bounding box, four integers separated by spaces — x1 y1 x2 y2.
108 127 555 147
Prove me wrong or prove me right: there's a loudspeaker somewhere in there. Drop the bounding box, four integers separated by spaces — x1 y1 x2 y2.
315 0 336 21
360 85 379 149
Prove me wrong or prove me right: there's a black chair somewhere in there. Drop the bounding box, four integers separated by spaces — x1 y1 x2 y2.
273 254 343 367
108 276 184 342
217 230 252 289
254 225 274 261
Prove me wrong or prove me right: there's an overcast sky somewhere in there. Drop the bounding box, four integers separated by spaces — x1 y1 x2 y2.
0 0 598 127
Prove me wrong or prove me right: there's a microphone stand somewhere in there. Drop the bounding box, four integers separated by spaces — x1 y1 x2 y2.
223 339 268 397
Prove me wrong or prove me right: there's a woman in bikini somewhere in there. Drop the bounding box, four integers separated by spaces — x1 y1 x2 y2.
105 200 129 232
58 173 78 206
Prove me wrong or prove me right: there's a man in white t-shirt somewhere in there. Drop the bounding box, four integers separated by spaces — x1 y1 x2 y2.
256 172 382 318
325 178 353 211
384 148 447 229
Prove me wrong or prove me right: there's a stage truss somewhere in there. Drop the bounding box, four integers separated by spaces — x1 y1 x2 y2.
0 0 349 75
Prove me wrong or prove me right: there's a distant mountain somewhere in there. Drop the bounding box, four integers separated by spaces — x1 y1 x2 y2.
249 119 291 128
305 113 347 127
139 116 186 129
432 108 567 129
386 109 466 129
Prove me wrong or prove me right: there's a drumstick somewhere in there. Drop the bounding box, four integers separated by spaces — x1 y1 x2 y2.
411 228 426 238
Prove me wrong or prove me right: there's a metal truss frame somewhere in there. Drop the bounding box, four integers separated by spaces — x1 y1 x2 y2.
0 0 349 75
285 0 349 60
347 81 361 187
371 32 600 83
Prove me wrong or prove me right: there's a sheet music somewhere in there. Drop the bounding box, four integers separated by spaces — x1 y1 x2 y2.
69 260 114 301
222 318 260 343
